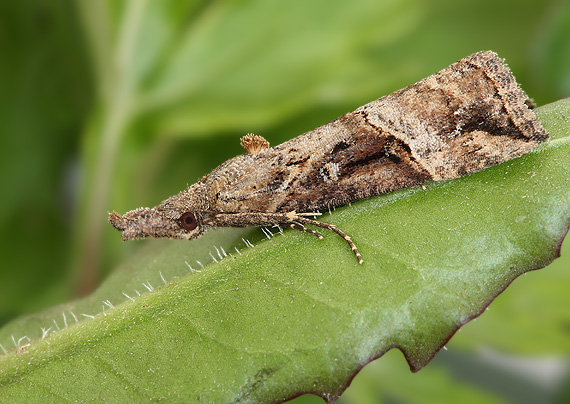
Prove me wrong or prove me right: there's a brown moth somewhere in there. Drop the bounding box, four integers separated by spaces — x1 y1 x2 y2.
109 51 548 264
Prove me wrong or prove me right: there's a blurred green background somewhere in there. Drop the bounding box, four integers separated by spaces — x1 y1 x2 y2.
0 0 568 402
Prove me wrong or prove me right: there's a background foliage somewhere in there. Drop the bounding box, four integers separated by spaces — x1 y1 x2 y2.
0 0 568 402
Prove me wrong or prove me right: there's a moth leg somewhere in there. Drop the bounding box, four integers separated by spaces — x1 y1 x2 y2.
294 216 364 265
295 212 323 218
286 221 324 240
209 211 362 263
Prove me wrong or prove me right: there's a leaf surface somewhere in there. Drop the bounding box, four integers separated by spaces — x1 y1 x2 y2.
1 101 569 403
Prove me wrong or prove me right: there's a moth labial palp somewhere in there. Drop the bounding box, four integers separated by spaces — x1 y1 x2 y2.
108 51 548 265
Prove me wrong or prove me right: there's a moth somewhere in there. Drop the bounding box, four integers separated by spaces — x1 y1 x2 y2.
109 51 548 264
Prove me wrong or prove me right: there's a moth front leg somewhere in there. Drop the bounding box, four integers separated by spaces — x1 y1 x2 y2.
208 211 363 264
285 221 324 240
207 211 322 228
292 216 363 264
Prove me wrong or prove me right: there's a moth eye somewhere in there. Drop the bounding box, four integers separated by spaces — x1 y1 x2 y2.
179 212 198 231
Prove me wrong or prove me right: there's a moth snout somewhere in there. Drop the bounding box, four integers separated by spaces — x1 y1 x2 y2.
107 207 189 240
108 211 127 231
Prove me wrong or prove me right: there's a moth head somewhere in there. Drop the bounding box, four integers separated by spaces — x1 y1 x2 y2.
108 208 206 241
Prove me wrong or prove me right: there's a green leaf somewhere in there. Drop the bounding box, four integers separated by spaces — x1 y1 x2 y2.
1 100 569 403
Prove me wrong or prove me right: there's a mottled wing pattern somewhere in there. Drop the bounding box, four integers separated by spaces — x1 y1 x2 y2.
207 51 547 213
